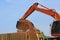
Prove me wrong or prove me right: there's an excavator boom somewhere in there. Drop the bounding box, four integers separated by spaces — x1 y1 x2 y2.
20 2 60 21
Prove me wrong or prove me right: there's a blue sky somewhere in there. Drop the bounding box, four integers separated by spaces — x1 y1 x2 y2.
0 0 60 36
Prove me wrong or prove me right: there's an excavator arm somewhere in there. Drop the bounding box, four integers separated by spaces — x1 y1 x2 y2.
20 2 60 36
20 3 38 20
20 2 60 21
18 2 60 37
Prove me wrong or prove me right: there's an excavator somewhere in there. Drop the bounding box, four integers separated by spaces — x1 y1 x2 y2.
16 2 60 40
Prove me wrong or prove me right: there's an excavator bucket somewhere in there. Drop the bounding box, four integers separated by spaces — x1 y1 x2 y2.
51 21 60 36
16 20 38 40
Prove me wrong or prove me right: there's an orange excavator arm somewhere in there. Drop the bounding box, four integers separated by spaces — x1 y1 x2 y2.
18 2 60 36
20 2 60 21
